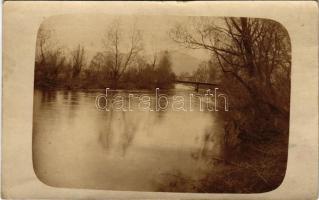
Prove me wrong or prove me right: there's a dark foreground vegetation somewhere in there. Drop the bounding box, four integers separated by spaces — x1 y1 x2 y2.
156 17 290 193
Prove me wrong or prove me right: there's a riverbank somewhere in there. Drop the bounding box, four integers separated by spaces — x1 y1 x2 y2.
156 114 289 193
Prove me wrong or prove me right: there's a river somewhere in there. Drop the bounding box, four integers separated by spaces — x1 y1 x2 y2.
32 84 224 191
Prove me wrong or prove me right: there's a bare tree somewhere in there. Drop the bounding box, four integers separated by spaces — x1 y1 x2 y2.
155 51 175 89
36 26 52 65
151 51 158 70
103 19 143 88
170 17 291 118
35 27 66 88
193 61 210 83
150 36 158 70
71 44 86 79
90 52 106 73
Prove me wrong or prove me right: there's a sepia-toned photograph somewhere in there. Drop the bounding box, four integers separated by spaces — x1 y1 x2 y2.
3 1 319 199
31 14 291 193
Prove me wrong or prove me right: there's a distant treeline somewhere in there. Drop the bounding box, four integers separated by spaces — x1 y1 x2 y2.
178 60 221 84
34 48 176 90
34 21 176 90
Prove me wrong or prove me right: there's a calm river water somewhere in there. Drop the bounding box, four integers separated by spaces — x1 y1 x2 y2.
32 84 224 191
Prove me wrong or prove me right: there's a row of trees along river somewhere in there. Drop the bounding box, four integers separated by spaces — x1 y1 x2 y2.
35 20 179 90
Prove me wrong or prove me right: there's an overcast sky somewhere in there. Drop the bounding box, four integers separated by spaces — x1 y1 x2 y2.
40 14 212 62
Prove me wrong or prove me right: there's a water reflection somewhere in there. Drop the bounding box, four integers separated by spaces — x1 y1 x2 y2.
192 116 224 162
40 90 57 104
32 87 224 191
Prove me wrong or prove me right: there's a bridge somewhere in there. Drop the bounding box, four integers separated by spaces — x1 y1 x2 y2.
175 80 219 92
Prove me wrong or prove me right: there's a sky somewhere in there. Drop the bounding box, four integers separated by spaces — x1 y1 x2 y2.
39 14 213 72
